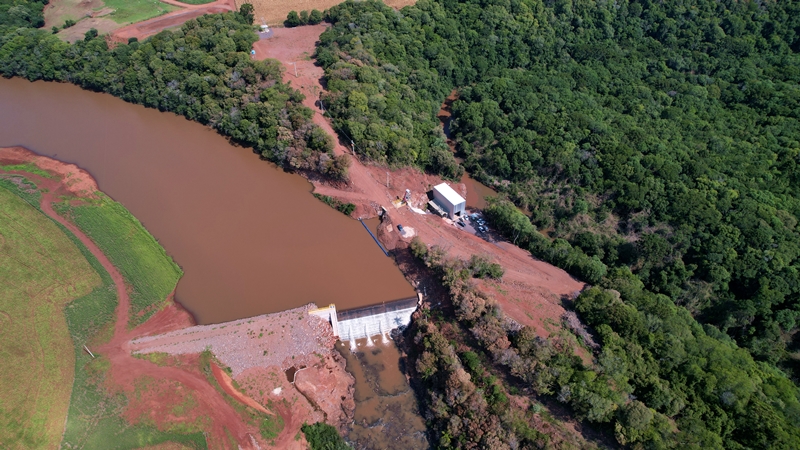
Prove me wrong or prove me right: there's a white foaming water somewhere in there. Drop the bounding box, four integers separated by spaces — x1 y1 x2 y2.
349 324 357 351
337 306 416 343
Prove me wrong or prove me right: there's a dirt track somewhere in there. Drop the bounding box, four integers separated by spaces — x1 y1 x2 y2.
110 0 236 43
255 27 586 336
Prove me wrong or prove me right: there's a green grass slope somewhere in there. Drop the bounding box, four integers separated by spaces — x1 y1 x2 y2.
56 193 183 327
0 186 100 449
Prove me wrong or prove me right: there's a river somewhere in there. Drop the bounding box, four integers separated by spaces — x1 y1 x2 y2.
0 78 415 324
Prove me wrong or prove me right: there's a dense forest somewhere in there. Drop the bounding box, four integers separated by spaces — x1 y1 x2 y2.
316 0 800 374
408 238 800 448
0 2 350 179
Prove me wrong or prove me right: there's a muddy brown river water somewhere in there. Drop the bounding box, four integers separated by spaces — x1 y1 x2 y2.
0 78 415 324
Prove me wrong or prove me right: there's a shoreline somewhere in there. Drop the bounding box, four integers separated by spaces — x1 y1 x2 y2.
0 146 356 448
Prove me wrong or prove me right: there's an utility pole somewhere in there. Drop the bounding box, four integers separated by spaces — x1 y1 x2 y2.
351 140 355 155
386 172 389 188
289 62 298 78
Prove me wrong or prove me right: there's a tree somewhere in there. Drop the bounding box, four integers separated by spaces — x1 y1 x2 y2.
285 11 301 28
83 28 97 41
238 3 254 25
308 9 323 25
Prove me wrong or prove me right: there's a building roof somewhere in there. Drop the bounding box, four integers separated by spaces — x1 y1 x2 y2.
433 183 465 206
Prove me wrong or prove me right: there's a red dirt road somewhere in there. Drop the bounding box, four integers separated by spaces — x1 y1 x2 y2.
254 27 586 336
111 0 236 43
0 147 259 449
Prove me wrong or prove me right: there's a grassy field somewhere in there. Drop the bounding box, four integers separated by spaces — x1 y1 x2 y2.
0 186 101 449
103 0 179 25
56 193 183 327
50 192 203 449
1 171 203 448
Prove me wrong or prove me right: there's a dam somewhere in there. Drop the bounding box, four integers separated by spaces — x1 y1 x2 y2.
309 297 420 343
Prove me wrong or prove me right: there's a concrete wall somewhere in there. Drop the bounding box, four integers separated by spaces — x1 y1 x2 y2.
308 304 339 337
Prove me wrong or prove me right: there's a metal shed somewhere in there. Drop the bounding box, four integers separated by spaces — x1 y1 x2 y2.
432 183 466 219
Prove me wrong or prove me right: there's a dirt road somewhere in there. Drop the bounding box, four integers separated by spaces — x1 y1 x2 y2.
254 26 586 335
110 0 236 43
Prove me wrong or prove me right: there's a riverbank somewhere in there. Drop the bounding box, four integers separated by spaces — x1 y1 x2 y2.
0 147 354 449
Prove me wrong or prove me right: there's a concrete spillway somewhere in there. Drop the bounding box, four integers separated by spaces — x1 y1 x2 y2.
309 297 419 343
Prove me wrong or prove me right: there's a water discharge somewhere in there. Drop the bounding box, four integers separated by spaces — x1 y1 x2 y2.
339 338 428 449
0 78 415 324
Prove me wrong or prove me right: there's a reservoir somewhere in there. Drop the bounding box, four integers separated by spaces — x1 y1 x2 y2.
0 77 415 324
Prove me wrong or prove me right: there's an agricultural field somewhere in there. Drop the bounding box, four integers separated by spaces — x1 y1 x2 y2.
102 0 178 25
45 0 179 42
55 193 183 327
0 185 101 449
236 0 416 25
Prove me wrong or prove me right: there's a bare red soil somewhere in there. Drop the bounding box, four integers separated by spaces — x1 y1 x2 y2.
254 27 586 336
211 362 272 415
110 0 236 43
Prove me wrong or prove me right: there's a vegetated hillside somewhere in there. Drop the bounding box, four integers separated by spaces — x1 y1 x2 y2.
408 239 800 449
317 0 800 370
0 3 349 180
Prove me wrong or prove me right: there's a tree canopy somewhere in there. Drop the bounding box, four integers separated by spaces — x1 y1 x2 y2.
0 4 344 179
317 0 800 375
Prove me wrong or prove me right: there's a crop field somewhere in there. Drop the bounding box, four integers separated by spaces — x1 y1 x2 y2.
237 0 417 25
103 0 179 25
56 193 183 327
45 0 178 29
0 186 101 449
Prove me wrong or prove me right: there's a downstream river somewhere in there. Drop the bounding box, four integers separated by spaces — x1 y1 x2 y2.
0 78 415 324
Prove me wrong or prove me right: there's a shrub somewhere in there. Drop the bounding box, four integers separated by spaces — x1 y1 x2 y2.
410 236 427 259
301 423 349 450
468 255 504 280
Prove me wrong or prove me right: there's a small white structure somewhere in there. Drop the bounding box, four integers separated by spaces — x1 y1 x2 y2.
432 183 466 219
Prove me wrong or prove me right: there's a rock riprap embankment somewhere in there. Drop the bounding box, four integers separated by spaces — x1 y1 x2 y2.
130 304 333 376
130 304 356 434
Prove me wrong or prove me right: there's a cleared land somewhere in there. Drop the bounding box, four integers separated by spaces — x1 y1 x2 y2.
237 0 416 25
46 0 181 43
0 152 207 448
110 0 236 43
0 184 100 449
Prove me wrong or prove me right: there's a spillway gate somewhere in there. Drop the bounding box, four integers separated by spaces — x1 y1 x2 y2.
308 296 420 342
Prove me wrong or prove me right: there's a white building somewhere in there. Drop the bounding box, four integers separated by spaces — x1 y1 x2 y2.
432 183 466 219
